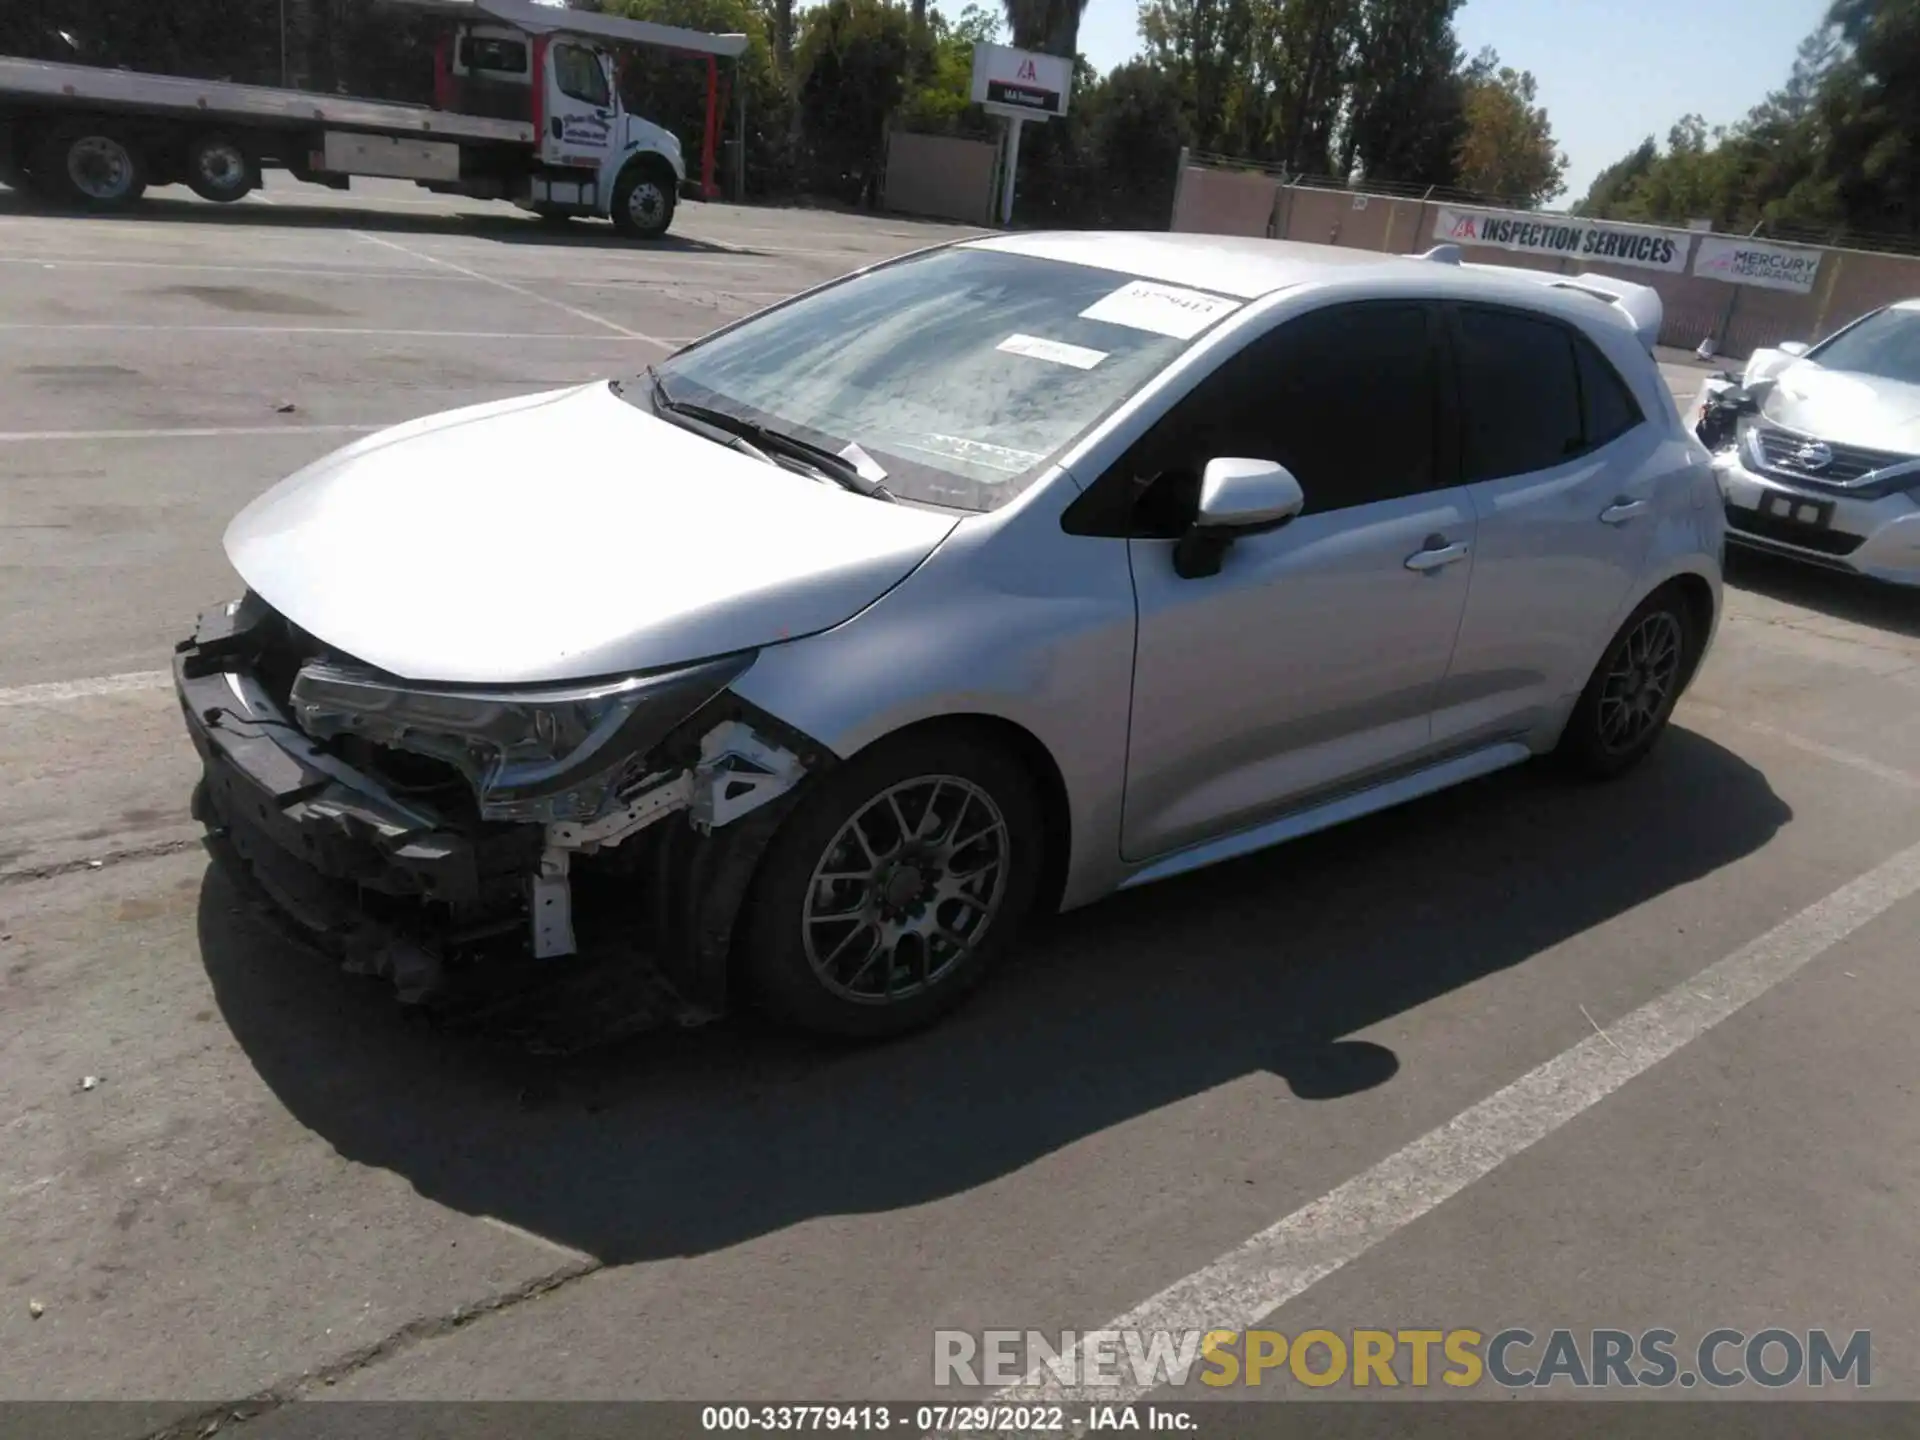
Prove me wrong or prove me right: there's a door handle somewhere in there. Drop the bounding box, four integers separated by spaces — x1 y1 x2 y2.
1600 498 1650 525
1405 538 1469 572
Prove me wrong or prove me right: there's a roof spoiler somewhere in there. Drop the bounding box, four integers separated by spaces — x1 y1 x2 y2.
1542 272 1664 355
1416 249 1665 354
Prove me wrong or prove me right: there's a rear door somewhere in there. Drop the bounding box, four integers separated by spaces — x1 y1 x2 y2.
1433 304 1662 750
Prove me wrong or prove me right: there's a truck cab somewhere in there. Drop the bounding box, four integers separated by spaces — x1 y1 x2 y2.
439 20 685 237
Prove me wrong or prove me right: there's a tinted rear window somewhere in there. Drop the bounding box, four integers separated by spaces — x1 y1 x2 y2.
1455 307 1585 482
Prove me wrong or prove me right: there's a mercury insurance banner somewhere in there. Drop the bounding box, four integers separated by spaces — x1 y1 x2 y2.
1433 207 1691 273
1691 234 1824 293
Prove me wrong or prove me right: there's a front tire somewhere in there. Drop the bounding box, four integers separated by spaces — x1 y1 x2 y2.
610 160 676 240
736 732 1045 1039
1557 588 1700 779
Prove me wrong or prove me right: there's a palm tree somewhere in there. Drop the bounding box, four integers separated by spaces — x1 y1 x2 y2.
1002 0 1089 59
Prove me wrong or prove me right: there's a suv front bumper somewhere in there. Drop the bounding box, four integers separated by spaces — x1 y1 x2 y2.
1715 451 1920 585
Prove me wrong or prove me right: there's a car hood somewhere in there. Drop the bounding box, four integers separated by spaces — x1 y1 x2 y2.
1759 363 1920 454
224 382 960 684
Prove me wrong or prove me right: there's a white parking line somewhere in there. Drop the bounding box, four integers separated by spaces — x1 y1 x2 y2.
1000 835 1920 1403
1685 700 1920 789
0 423 384 443
0 670 170 707
0 255 465 281
352 230 672 345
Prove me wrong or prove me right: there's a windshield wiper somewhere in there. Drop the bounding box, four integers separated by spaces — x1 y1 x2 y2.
646 367 893 501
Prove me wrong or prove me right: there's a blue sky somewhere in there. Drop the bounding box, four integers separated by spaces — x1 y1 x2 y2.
944 0 1833 205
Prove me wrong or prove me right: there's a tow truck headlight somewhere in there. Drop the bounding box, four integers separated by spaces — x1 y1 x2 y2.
289 652 754 822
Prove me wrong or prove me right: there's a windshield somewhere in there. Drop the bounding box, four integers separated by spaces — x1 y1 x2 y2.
643 246 1244 511
1807 306 1920 385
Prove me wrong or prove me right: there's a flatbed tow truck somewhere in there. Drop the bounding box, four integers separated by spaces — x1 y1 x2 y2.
0 0 748 239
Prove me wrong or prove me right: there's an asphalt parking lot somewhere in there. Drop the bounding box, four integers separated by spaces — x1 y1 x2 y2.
3 176 1920 1423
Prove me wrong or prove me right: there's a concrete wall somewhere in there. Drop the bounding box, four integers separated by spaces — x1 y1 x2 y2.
1170 167 1920 357
1169 165 1279 237
881 131 997 228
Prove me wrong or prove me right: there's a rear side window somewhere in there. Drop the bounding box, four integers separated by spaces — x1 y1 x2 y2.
1574 334 1645 447
1134 302 1440 518
1454 307 1584 482
459 36 527 74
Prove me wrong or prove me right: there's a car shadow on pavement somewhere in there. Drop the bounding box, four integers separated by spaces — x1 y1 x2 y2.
198 725 1789 1266
0 188 764 256
1726 548 1920 640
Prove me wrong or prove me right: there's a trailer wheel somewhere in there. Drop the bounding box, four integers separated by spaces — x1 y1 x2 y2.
611 157 676 240
185 133 257 203
37 122 147 210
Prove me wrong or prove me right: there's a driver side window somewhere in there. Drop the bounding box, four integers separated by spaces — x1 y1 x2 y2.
553 43 611 107
1112 301 1444 539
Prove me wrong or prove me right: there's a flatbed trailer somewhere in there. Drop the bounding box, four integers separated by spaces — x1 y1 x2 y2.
0 0 747 240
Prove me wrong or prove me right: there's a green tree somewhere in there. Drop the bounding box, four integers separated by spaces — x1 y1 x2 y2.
1003 0 1094 60
793 0 921 201
605 0 790 198
1821 0 1920 232
900 4 1001 134
1453 47 1566 204
1255 0 1354 172
1138 0 1261 154
1341 0 1465 185
1574 136 1655 215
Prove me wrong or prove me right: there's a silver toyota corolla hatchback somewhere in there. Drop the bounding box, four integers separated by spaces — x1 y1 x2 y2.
175 233 1726 1038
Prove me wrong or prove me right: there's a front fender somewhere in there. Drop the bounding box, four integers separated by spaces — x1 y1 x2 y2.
729 497 1139 912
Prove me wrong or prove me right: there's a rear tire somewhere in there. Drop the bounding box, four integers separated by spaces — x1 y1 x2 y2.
610 159 676 240
185 132 257 203
1556 588 1700 779
36 122 146 211
736 731 1045 1039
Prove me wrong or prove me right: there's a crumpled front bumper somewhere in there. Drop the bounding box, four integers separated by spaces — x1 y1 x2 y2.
176 603 544 999
174 597 830 1035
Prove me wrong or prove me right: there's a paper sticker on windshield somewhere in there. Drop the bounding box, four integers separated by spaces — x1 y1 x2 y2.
997 333 1108 369
1079 280 1240 339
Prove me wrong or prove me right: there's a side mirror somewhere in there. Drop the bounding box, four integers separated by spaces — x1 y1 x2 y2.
1778 340 1811 357
1172 458 1305 580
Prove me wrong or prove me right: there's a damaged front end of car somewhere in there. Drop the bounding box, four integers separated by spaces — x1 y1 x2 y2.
174 592 831 1029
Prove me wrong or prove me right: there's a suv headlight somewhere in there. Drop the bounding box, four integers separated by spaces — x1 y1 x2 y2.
290 652 754 822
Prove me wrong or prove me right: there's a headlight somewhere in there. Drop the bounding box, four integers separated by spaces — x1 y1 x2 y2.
289 652 754 823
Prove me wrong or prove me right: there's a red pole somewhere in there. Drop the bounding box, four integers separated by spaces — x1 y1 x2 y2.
701 54 719 200
432 33 453 111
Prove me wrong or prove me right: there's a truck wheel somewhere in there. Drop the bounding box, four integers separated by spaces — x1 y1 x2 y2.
37 122 146 210
611 159 676 240
185 133 257 203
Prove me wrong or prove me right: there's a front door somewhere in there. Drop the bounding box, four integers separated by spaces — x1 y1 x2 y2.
1432 304 1665 750
540 39 616 169
1117 301 1479 862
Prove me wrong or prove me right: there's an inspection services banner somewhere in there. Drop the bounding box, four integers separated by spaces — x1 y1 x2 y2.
1433 206 1691 273
1691 234 1824 293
